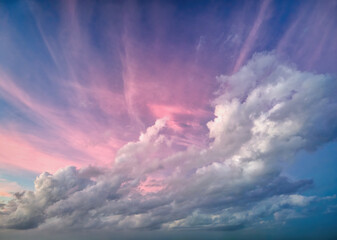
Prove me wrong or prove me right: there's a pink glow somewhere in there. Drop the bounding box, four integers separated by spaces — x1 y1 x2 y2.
0 72 127 172
2 0 333 178
0 1 217 176
0 133 81 173
138 176 166 194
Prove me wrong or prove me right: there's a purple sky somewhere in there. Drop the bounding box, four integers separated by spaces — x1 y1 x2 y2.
0 0 337 239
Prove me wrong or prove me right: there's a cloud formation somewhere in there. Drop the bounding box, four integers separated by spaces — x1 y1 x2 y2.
1 53 336 231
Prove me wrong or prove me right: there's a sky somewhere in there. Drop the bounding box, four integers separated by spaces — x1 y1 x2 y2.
0 0 337 239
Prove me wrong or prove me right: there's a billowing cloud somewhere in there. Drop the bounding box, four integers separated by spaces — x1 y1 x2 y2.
1 53 336 231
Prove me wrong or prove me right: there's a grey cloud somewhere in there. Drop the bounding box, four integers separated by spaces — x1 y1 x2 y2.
0 167 93 229
78 165 106 179
1 53 336 231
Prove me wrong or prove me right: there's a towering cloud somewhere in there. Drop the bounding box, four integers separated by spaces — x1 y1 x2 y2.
1 53 336 231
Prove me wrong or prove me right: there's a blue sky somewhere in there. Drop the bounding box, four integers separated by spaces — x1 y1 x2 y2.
0 0 337 239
